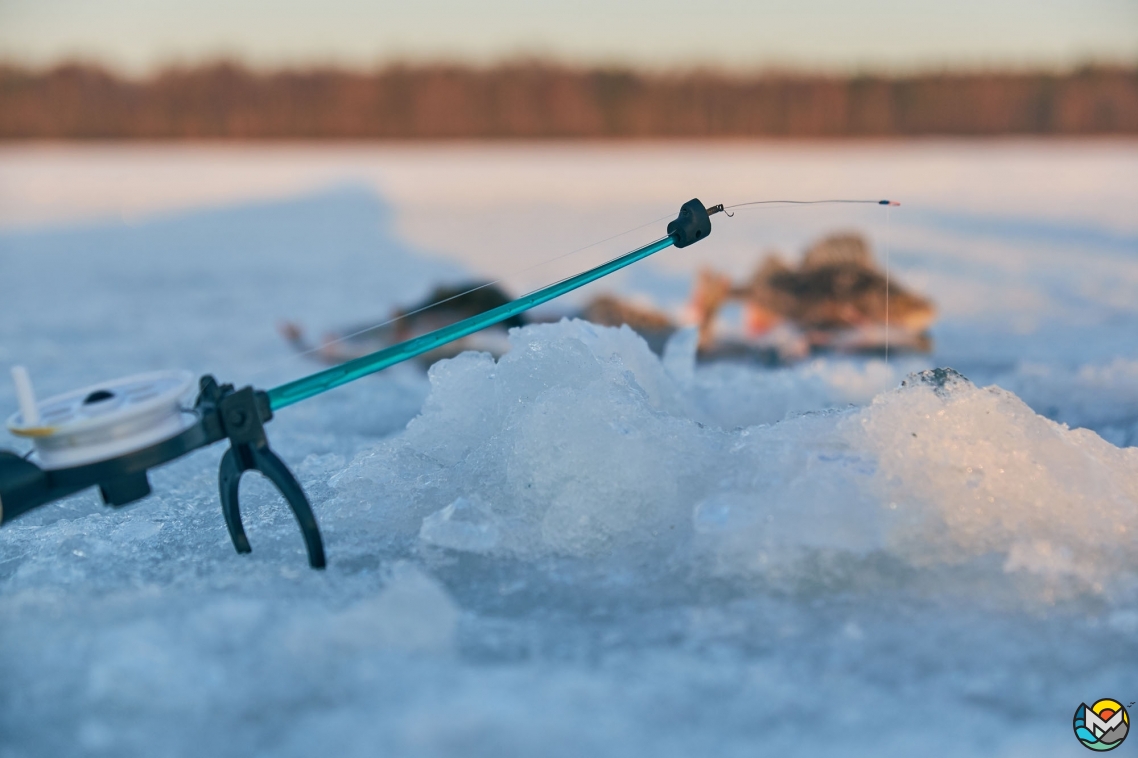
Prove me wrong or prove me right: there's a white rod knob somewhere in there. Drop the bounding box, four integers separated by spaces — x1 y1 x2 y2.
11 366 40 426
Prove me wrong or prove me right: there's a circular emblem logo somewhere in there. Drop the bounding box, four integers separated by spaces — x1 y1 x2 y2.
1074 699 1129 751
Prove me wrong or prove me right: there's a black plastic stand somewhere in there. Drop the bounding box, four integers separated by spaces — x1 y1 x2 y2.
210 384 325 568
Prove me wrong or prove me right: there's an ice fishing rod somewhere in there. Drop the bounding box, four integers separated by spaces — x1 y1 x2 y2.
0 198 720 569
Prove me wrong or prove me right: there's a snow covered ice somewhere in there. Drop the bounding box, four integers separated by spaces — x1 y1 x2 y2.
1 144 1137 757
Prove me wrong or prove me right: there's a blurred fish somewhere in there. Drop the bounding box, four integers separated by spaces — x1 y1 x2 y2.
691 233 936 357
280 282 522 367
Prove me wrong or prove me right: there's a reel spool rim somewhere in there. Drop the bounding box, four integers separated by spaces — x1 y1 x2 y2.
5 369 195 435
5 369 198 469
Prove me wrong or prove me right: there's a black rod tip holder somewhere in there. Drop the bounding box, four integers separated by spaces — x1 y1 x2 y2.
203 379 326 569
667 198 714 248
219 442 326 569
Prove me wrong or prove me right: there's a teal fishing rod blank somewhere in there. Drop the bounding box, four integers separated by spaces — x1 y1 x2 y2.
267 235 676 410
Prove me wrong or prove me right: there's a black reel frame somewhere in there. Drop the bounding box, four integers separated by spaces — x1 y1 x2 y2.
0 376 325 568
0 198 719 569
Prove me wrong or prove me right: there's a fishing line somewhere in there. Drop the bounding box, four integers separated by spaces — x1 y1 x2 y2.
252 197 896 383
724 199 898 214
885 205 893 365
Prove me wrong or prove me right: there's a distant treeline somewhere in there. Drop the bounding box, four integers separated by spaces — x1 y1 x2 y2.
2 62 1136 139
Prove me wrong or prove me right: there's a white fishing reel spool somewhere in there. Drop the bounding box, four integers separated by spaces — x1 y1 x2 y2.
6 368 197 470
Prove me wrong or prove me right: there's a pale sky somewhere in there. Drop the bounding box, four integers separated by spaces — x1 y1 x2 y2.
1 0 1135 73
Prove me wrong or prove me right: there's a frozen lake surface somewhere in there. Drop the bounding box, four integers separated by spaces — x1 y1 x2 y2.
1 142 1136 756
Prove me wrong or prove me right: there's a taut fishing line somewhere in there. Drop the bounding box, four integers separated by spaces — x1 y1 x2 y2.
251 198 894 384
725 199 899 212
885 204 893 364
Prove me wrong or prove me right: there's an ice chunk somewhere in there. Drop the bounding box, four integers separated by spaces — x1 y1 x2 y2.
845 367 1138 589
420 496 501 553
692 493 753 534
